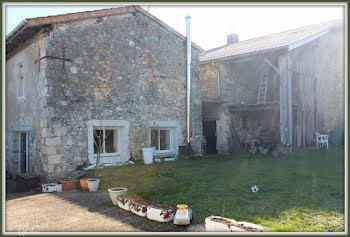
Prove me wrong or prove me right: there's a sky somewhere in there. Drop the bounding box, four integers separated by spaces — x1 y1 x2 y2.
5 4 344 50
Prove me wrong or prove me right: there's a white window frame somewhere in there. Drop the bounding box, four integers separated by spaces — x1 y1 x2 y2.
87 120 130 162
151 128 173 153
149 120 180 155
93 127 119 157
16 63 25 100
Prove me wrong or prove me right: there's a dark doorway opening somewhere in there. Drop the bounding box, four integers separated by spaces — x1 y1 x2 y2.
203 120 217 154
19 132 29 174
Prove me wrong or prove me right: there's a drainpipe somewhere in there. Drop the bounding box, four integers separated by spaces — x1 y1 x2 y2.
186 14 191 144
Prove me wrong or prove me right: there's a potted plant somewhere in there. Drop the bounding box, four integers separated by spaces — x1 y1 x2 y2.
60 179 77 191
147 203 175 222
117 195 138 211
130 198 153 217
60 166 77 191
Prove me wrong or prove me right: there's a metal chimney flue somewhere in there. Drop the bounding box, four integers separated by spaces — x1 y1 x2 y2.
186 14 191 144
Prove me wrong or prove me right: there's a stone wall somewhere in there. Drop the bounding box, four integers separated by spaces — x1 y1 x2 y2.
36 12 202 177
318 28 344 144
6 34 48 175
231 111 280 144
200 58 279 105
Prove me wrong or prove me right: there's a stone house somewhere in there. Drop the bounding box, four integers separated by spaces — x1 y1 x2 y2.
6 6 203 178
199 20 344 154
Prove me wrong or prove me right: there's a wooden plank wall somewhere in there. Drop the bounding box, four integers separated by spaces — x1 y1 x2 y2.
279 55 293 145
289 44 321 147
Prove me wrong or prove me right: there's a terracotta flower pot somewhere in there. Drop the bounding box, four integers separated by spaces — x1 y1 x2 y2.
80 178 93 191
60 180 77 191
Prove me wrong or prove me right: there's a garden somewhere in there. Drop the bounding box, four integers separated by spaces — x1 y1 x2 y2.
87 146 344 232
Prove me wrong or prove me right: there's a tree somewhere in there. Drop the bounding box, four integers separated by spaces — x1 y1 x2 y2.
93 129 111 177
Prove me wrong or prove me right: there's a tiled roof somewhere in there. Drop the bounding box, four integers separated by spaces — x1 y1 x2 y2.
6 5 203 56
199 20 342 64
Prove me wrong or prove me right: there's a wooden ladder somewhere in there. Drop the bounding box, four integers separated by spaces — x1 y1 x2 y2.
257 66 269 104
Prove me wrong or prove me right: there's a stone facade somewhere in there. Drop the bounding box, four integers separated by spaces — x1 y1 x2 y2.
318 27 344 144
6 10 203 178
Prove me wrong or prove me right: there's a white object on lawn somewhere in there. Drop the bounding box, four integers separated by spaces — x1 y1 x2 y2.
147 205 174 222
108 187 128 205
164 158 176 162
130 203 148 217
204 216 238 232
142 148 153 164
204 216 264 232
87 179 100 192
173 204 192 225
315 132 329 149
251 185 259 193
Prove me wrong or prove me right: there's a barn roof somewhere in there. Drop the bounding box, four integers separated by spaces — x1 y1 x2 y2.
6 5 204 56
199 20 342 64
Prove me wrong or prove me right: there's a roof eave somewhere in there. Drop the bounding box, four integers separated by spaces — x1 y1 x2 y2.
199 46 288 65
6 20 27 43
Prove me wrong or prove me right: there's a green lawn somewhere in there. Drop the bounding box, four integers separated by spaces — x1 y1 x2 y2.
87 147 344 232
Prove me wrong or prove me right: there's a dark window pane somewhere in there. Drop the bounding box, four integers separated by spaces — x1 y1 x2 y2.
151 130 158 148
105 130 117 153
93 129 103 154
160 130 170 150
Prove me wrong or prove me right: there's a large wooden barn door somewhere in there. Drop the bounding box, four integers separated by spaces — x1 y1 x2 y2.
290 45 321 147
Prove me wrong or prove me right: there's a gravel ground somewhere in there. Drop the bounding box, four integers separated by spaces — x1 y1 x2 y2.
5 191 190 232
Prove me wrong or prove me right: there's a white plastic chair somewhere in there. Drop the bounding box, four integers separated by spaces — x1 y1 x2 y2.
315 132 329 149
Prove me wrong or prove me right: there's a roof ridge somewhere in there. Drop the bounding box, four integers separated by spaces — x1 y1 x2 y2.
24 6 129 21
204 19 341 53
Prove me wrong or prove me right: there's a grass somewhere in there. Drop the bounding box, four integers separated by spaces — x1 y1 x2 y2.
87 146 345 232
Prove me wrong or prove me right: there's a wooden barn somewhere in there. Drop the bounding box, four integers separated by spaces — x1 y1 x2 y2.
199 20 344 154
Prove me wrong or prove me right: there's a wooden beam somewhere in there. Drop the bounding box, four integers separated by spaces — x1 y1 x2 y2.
264 58 280 74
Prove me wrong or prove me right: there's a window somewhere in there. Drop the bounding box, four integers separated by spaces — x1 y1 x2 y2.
93 127 118 154
151 128 171 151
17 63 25 99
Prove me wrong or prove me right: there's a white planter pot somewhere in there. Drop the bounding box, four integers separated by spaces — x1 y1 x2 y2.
87 179 100 192
118 199 131 211
130 204 148 217
41 183 62 193
234 221 264 232
56 184 62 192
204 216 264 232
147 205 174 222
142 148 153 164
204 216 240 232
130 199 152 217
108 187 128 205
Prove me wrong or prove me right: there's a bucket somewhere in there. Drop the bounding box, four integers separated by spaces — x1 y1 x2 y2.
142 148 153 164
108 187 128 205
87 179 100 192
